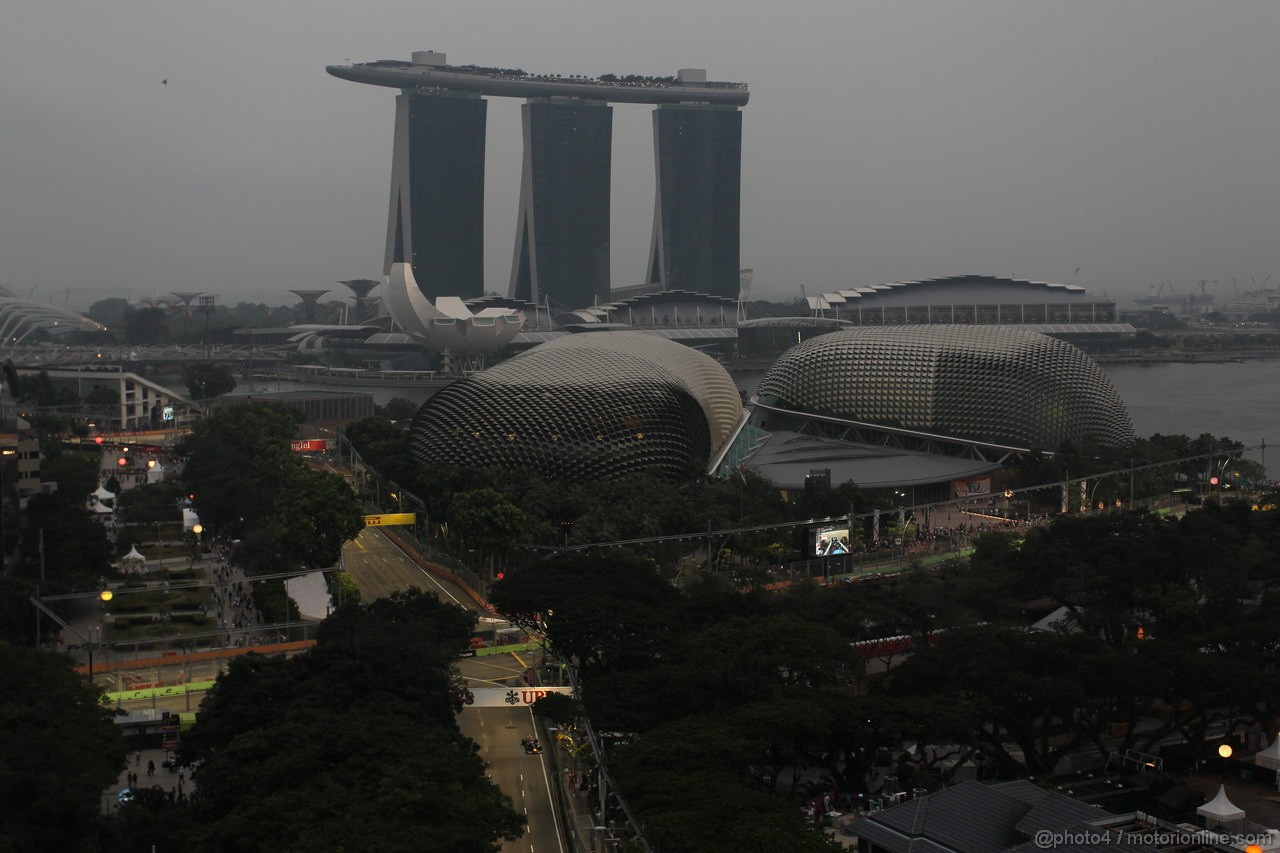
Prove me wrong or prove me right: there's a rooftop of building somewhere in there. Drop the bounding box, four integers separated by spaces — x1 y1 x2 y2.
327 51 749 106
804 275 1112 312
216 389 372 403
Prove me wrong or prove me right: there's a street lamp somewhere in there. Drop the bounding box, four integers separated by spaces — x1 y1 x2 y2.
88 588 113 685
1209 456 1235 502
1127 457 1152 508
1218 743 1233 780
891 491 907 555
387 492 421 541
1085 476 1119 512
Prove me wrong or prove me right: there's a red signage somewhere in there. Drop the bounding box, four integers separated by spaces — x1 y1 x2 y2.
290 439 329 453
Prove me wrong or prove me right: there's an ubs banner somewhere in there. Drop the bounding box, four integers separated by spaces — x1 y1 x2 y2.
465 686 574 708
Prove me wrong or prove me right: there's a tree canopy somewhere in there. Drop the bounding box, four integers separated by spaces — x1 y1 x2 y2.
178 404 300 536
179 404 363 569
0 645 125 852
174 589 522 851
482 497 1280 849
16 451 113 591
182 364 237 401
490 551 683 676
276 465 365 569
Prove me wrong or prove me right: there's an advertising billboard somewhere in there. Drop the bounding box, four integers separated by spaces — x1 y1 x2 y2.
363 512 416 527
290 439 329 453
462 686 574 708
952 476 991 498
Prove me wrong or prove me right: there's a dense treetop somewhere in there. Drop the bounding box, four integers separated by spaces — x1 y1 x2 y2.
105 590 522 852
489 493 1280 850
179 403 363 570
0 645 125 853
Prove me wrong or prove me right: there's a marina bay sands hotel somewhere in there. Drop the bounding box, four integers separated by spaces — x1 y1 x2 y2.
327 52 748 310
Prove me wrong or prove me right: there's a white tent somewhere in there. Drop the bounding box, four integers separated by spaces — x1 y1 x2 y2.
1257 736 1280 770
182 508 201 531
1196 784 1245 827
284 572 333 621
1029 605 1081 633
145 462 165 484
120 545 147 573
89 485 117 515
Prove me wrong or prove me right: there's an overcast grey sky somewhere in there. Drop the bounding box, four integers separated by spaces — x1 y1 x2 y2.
3 1 1278 311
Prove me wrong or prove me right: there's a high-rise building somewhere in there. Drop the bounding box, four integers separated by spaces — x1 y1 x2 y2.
328 53 747 310
646 104 743 299
385 91 487 300
510 100 613 310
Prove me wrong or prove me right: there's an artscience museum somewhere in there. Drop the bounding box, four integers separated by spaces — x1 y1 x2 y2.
381 261 524 353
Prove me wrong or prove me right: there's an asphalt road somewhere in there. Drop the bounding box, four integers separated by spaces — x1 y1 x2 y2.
458 683 566 853
97 527 563 848
344 528 564 853
342 526 478 611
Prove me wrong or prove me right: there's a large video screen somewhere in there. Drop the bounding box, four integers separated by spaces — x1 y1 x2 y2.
813 524 851 556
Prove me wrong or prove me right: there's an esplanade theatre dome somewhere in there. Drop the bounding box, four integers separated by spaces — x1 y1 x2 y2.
756 326 1134 450
409 332 742 481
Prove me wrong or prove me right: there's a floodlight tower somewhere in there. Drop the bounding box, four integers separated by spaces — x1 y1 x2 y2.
196 295 217 354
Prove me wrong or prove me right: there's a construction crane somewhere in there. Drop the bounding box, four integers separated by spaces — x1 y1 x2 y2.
1135 282 1173 306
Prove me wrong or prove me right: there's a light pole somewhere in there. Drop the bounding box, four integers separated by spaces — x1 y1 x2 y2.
88 588 113 686
1086 475 1119 512
198 294 215 358
1 446 14 578
1126 458 1156 509
1219 743 1233 781
1209 456 1235 502
384 484 414 537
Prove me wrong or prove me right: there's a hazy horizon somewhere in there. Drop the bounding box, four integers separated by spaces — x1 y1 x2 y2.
4 1 1278 313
